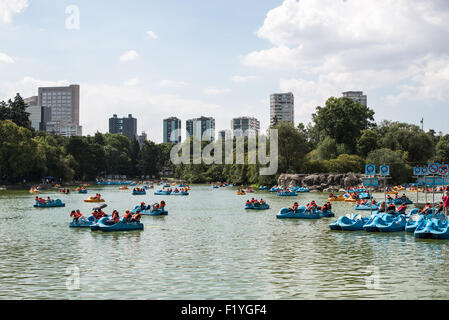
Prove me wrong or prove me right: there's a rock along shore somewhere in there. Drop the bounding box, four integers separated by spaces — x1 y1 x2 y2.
277 173 368 193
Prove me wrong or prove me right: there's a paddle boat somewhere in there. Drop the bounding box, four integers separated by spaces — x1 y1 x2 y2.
92 217 144 232
329 214 371 231
376 214 407 232
385 190 399 195
119 186 128 190
258 186 269 191
172 191 189 196
212 185 219 189
328 195 346 202
429 219 449 240
245 203 270 210
132 189 146 195
155 190 172 195
277 191 298 197
84 197 105 203
235 190 246 195
34 199 65 208
355 203 379 211
387 197 413 205
405 214 426 233
29 188 40 194
269 187 282 193
276 206 321 219
344 197 357 203
69 216 97 228
414 213 447 239
131 205 168 216
318 209 335 218
77 188 88 194
363 212 397 232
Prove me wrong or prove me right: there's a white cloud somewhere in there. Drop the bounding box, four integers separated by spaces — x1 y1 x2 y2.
158 80 188 88
204 87 231 95
0 52 14 63
0 0 28 24
119 50 139 62
123 78 140 86
0 77 69 100
231 75 257 83
146 30 158 39
244 0 449 117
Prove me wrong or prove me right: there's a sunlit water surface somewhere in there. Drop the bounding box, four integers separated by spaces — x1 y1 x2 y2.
0 185 447 299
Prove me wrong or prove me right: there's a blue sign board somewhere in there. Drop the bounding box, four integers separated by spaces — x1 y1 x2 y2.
413 167 422 176
421 167 429 176
365 164 376 176
379 165 390 176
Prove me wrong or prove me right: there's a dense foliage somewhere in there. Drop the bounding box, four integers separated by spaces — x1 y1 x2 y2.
0 94 445 185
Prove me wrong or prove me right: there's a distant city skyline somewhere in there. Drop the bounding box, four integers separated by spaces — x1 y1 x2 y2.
2 0 449 142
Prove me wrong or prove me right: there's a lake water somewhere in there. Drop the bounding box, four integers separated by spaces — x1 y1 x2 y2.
0 185 448 300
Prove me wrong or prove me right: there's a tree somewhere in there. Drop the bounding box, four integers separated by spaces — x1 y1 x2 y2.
435 135 449 163
312 97 375 152
0 94 32 130
366 148 411 184
357 129 380 157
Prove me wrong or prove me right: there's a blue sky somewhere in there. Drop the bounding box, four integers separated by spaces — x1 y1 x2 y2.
1 0 449 142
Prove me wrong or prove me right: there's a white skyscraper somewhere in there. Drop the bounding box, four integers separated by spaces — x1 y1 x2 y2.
270 92 294 126
231 117 260 138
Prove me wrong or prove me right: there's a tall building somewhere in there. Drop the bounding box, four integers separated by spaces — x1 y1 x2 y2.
186 116 215 142
38 84 82 136
231 117 260 138
138 131 148 146
342 91 367 106
270 92 294 126
163 117 182 144
218 130 231 140
109 114 137 141
25 96 51 131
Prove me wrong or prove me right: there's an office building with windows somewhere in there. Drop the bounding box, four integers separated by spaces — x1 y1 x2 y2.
270 92 294 126
186 116 215 142
38 84 82 136
25 96 51 131
231 117 260 138
163 117 182 144
109 114 138 141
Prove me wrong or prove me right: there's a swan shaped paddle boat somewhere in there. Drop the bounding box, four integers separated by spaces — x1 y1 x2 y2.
363 212 397 232
376 214 407 232
355 203 379 211
329 214 371 231
277 207 321 219
414 214 447 239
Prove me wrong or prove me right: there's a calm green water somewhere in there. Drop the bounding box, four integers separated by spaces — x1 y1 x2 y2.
0 185 448 300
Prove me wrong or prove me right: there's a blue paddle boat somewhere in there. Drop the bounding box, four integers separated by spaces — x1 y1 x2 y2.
78 189 88 194
131 205 168 216
414 214 447 239
245 203 270 210
277 191 298 197
377 214 407 232
355 203 379 211
318 210 335 218
94 217 144 232
338 214 371 231
132 190 146 195
429 219 449 240
363 212 396 232
34 199 65 208
154 190 172 195
172 191 189 196
405 215 426 233
69 216 97 228
258 186 269 191
277 207 321 219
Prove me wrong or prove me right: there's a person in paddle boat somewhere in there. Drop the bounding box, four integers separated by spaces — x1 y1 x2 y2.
377 201 386 212
387 195 393 201
253 199 260 207
287 202 299 213
386 202 396 214
260 199 266 205
308 201 318 212
321 202 330 212
423 203 433 216
92 209 101 220
174 188 179 193
329 193 336 199
246 200 251 206
70 210 83 223
131 212 142 223
138 202 146 211
123 210 133 223
105 210 120 225
396 204 407 214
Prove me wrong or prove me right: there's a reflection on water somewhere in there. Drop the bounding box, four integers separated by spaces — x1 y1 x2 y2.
0 186 448 299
